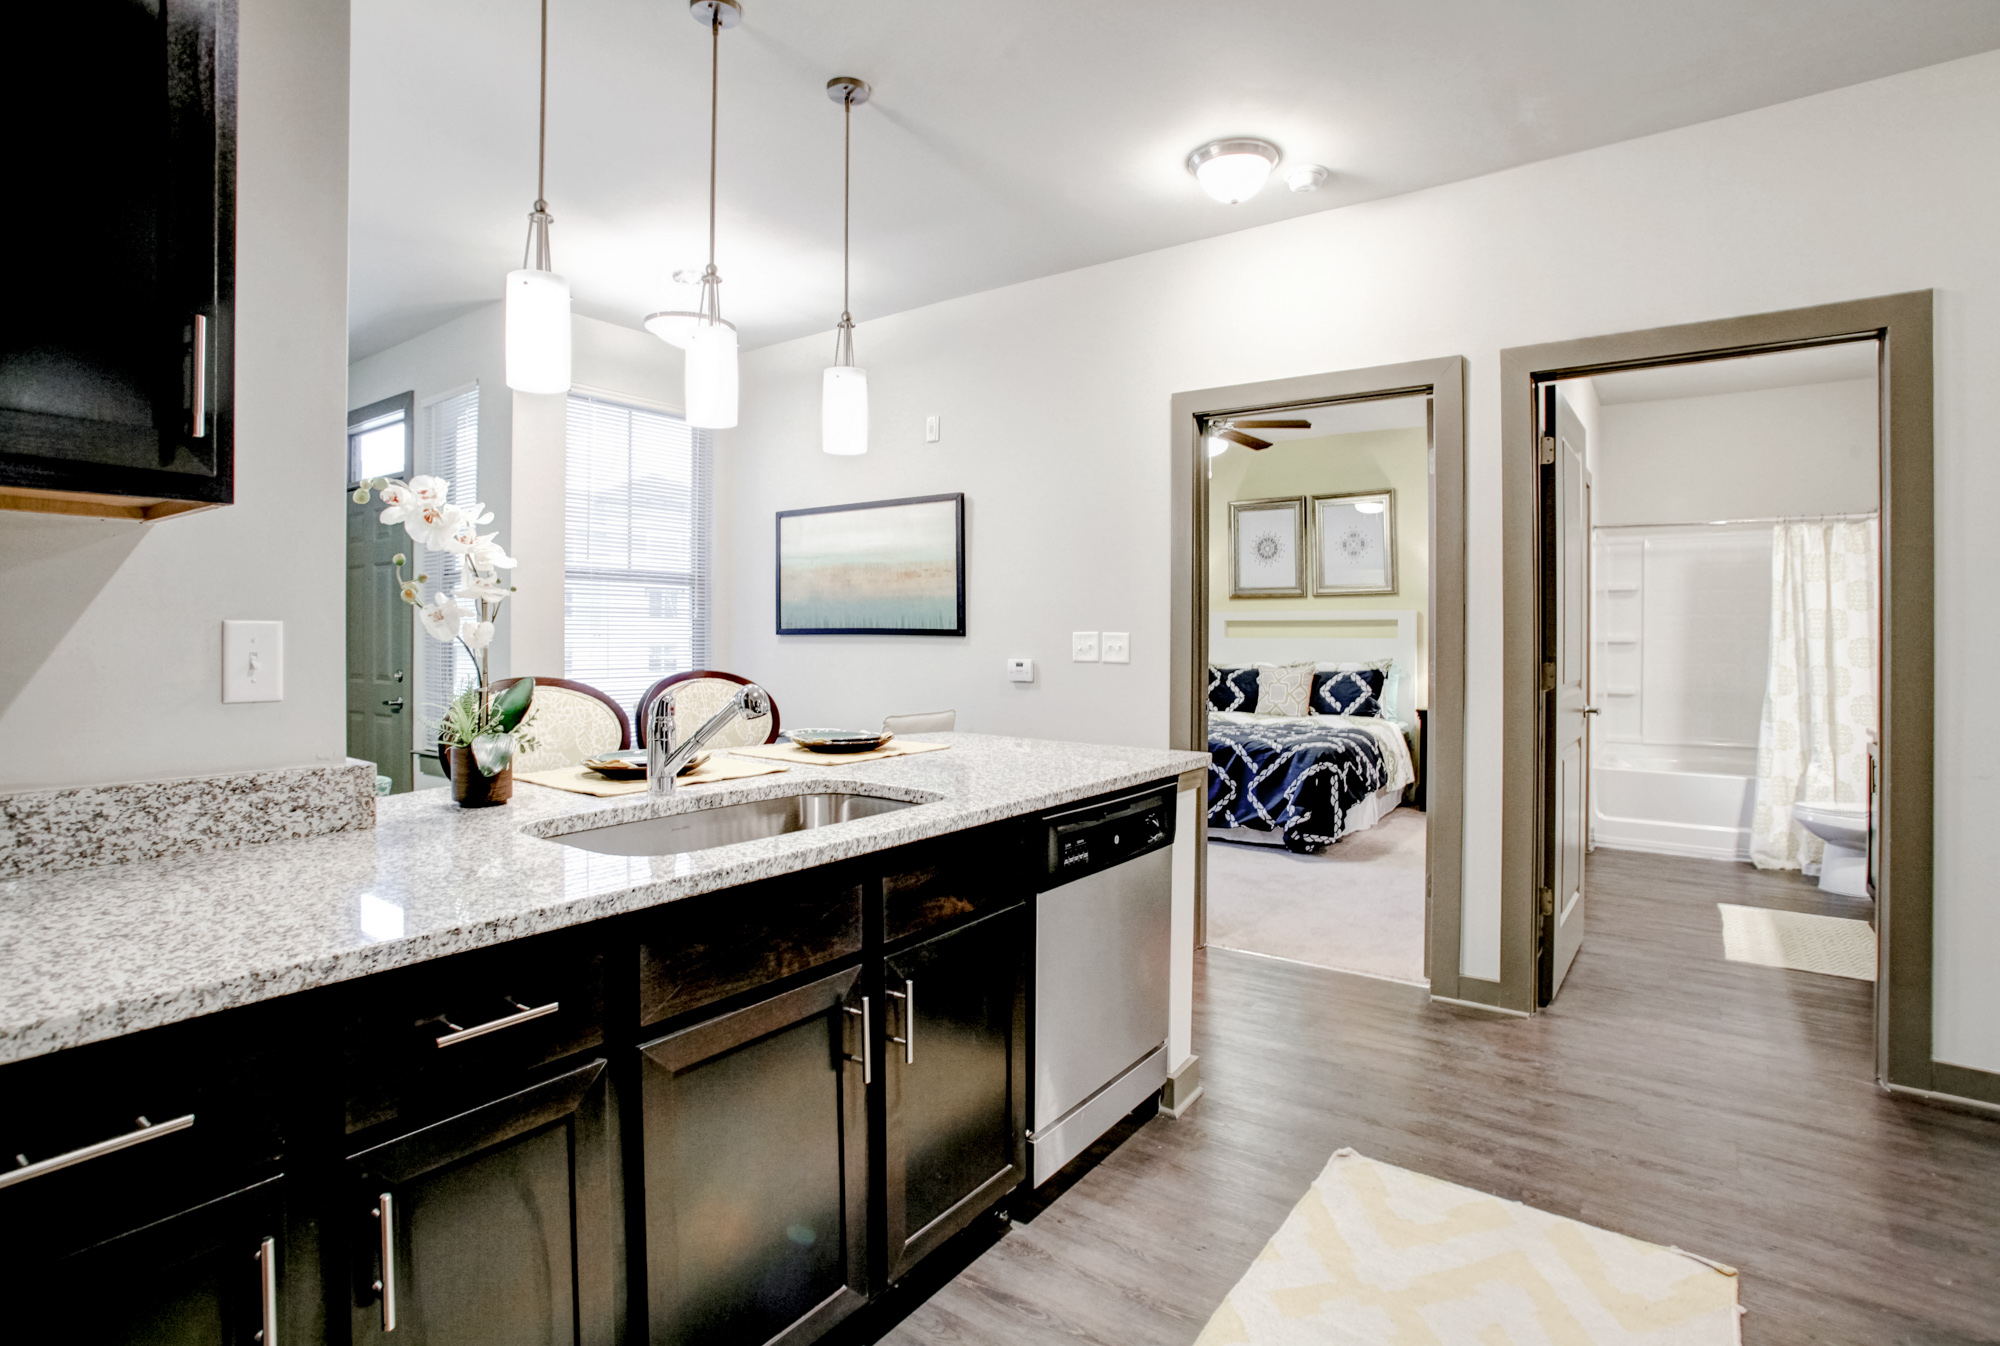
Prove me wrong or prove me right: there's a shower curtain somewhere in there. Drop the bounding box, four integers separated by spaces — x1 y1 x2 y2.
1750 517 1879 871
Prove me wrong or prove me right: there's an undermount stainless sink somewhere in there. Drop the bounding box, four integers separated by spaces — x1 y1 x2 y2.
546 792 916 857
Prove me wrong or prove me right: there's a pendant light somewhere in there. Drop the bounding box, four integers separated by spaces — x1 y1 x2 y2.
647 0 740 429
822 76 870 456
505 0 571 394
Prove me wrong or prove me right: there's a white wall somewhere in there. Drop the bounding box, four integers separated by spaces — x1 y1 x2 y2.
719 49 2000 1073
1597 380 1879 526
0 0 352 792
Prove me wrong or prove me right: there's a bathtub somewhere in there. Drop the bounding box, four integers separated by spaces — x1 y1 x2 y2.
1591 744 1756 861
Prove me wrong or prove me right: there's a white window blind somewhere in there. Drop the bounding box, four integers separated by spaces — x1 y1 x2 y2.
420 387 481 733
564 393 713 715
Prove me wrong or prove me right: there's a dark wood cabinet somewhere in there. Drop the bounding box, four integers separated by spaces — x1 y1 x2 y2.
882 903 1028 1282
638 967 871 1346
1 0 235 520
347 1058 617 1346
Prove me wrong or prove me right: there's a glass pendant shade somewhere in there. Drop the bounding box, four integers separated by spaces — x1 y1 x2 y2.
822 365 868 455
643 311 703 349
505 268 572 394
685 322 739 429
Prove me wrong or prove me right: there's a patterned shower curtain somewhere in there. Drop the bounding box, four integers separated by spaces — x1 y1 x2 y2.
1750 518 1879 871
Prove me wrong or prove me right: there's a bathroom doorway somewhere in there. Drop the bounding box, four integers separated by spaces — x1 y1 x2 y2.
1500 292 1949 1103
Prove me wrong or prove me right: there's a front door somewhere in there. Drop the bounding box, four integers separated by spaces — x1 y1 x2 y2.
1541 385 1590 1002
347 494 413 793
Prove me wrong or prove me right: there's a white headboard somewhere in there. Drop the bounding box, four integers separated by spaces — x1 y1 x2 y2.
1208 609 1420 724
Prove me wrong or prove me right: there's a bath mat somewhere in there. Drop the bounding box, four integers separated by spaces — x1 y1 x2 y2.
1716 904 1876 981
1196 1150 1741 1345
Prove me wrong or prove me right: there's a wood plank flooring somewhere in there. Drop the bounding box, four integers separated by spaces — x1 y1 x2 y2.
865 848 2000 1346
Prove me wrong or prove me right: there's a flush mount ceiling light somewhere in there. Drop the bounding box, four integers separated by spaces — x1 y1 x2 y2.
646 0 742 428
504 0 572 394
1186 138 1280 205
822 76 871 456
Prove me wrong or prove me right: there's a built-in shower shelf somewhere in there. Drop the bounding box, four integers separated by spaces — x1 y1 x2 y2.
1606 688 1641 697
1601 635 1640 645
1603 585 1641 594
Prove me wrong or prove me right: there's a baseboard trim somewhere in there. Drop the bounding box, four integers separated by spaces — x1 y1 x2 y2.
1883 1079 2000 1120
1919 1061 2000 1110
1430 994 1531 1019
1160 1054 1202 1117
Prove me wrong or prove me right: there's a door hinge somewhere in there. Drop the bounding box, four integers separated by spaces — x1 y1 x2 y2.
1541 661 1557 692
1539 435 1556 465
1539 886 1555 917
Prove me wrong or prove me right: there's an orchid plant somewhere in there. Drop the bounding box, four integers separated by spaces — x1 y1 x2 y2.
351 474 535 776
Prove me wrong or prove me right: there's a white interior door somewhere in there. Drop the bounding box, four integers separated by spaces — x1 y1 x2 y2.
1545 387 1590 1000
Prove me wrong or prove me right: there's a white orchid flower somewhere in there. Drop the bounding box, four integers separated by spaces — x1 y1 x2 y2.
376 479 416 524
462 620 496 651
417 593 467 643
403 499 466 549
458 569 513 603
463 531 517 571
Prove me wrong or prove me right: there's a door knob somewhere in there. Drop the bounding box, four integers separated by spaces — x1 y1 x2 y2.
1582 705 1601 716
383 698 405 713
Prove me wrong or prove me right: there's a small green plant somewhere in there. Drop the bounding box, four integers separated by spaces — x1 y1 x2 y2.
439 681 539 752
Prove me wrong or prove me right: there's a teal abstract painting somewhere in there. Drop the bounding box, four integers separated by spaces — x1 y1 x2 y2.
777 493 966 635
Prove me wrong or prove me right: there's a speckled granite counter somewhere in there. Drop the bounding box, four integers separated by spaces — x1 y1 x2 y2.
0 734 1206 1066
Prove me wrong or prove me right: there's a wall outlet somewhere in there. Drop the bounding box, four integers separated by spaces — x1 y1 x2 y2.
1101 632 1131 664
1071 631 1100 663
222 620 284 703
1007 657 1035 683
925 415 941 443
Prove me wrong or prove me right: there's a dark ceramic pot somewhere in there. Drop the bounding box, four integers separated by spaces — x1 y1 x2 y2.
444 743 513 808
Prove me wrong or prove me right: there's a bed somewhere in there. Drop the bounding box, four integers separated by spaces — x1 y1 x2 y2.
1206 610 1421 854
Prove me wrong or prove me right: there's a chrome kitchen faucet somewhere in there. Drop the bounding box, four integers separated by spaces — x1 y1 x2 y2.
649 683 771 796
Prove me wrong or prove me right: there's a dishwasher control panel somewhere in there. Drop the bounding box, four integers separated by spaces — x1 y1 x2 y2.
1041 785 1176 887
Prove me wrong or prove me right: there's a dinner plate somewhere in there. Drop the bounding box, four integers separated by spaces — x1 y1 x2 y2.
787 729 895 754
582 750 710 779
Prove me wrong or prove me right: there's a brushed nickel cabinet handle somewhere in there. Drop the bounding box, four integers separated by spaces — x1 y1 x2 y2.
434 998 558 1047
192 314 207 438
843 997 871 1084
0 1113 194 1190
885 980 914 1064
372 1192 396 1332
255 1236 278 1345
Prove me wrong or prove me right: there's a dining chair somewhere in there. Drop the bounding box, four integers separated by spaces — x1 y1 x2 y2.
882 710 956 734
636 670 782 748
487 676 632 771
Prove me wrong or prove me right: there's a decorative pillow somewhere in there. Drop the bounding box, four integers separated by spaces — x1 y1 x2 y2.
1312 667 1386 718
1254 662 1315 717
1316 658 1397 718
1207 665 1260 713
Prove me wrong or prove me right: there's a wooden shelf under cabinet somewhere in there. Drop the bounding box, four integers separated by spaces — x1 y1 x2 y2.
0 486 223 522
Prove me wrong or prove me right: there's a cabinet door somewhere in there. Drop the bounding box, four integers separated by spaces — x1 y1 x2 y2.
348 1059 614 1346
640 967 869 1346
24 1176 288 1346
882 903 1028 1282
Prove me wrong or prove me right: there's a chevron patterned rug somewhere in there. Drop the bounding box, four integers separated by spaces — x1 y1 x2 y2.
1196 1150 1741 1345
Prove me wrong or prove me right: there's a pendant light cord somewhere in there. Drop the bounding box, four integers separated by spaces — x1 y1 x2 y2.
708 10 719 270
537 0 549 209
842 96 851 320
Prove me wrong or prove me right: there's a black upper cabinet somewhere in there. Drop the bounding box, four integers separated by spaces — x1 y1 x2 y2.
1 0 235 519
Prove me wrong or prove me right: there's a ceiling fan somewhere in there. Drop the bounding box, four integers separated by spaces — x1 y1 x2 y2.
1210 418 1313 451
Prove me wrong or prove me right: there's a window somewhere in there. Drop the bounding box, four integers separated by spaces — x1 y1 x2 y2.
419 386 481 732
564 393 713 712
347 391 412 486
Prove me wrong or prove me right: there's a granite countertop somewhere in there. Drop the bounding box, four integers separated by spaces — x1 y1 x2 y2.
0 734 1207 1066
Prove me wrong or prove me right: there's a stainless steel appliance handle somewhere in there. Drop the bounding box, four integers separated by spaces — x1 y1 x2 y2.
434 998 558 1047
843 997 871 1084
255 1236 278 1345
885 980 914 1064
373 1193 396 1332
192 314 207 438
0 1113 194 1190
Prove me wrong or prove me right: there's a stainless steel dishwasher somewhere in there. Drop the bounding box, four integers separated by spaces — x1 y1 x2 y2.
1029 783 1175 1187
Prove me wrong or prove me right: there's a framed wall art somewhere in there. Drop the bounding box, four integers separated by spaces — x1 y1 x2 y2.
1228 495 1307 599
776 492 966 635
1312 489 1397 595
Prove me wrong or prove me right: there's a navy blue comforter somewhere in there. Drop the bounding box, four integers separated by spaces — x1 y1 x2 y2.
1207 716 1393 854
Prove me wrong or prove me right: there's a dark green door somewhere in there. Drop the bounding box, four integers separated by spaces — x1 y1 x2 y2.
347 493 413 793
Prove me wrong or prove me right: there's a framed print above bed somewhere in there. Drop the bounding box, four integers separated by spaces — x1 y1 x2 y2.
776 492 966 635
1312 489 1396 595
1229 495 1308 599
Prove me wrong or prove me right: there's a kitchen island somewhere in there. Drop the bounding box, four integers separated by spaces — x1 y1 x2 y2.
0 733 1206 1346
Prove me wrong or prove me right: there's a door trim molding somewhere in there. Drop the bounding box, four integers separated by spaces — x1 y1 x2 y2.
1499 293 1935 1092
1169 356 1468 996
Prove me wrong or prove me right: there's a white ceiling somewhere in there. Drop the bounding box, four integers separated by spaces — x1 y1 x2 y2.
348 0 2000 359
1585 340 1879 404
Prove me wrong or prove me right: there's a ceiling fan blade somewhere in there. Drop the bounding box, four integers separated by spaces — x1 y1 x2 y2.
1218 429 1272 451
1230 419 1313 429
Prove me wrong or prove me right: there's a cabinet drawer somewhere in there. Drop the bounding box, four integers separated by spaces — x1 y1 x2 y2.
881 823 1028 945
638 874 863 1027
339 932 605 1135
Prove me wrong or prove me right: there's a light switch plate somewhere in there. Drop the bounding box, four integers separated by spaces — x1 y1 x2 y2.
1007 657 1035 683
1071 631 1100 663
222 620 284 703
925 415 941 443
1101 632 1130 664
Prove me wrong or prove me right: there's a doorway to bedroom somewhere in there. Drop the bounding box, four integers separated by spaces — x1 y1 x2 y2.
1200 394 1432 982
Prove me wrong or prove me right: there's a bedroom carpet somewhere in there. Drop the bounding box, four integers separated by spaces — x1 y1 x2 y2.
1206 808 1426 983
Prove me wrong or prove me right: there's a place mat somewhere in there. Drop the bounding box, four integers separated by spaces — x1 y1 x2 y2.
729 739 953 767
516 757 789 797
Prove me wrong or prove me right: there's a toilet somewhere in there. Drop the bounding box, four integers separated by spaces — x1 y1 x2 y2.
1792 801 1871 898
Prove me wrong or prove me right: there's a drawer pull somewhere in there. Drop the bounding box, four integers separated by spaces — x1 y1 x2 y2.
191 313 207 438
885 979 915 1064
0 1112 194 1190
434 998 559 1047
843 997 871 1084
373 1192 397 1331
255 1235 278 1346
